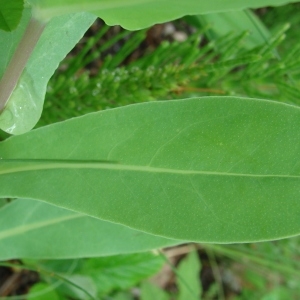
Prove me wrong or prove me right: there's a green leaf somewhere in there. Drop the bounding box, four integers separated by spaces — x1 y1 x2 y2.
0 198 7 209
1 97 300 243
187 10 271 49
262 287 291 300
0 199 179 260
0 0 23 32
0 12 96 135
80 253 164 296
141 282 169 300
177 250 202 300
43 270 98 300
114 292 134 300
40 253 164 298
28 0 299 30
28 283 64 300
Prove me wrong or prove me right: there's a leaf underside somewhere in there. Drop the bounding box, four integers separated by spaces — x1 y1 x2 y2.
0 199 179 260
0 96 300 243
28 0 299 30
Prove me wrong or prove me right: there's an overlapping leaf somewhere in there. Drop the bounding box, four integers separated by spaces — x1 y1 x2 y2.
0 199 179 260
0 0 294 135
28 0 299 30
0 12 96 135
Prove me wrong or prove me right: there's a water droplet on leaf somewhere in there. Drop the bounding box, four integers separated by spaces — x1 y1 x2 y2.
0 70 43 135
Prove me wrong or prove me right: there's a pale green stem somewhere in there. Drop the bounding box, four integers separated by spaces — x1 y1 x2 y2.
0 18 45 112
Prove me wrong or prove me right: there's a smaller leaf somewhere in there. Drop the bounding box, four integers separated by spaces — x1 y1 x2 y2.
0 199 180 260
40 253 164 298
27 283 64 300
0 11 96 135
0 0 23 32
56 275 98 300
141 282 169 300
114 292 134 300
177 250 202 300
80 252 164 296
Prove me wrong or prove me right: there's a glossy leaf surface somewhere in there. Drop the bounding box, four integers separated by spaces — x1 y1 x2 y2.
0 97 300 243
0 199 179 260
0 12 96 135
0 0 23 32
28 0 299 30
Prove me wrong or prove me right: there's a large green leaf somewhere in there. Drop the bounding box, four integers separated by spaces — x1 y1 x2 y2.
0 199 179 260
0 97 300 243
0 12 96 135
28 0 299 30
0 0 23 32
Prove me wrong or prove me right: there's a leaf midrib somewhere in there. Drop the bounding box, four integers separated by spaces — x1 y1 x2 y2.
0 213 82 240
0 159 298 178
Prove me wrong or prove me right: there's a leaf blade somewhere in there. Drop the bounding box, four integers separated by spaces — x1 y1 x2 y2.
1 97 300 243
0 199 180 260
177 250 202 300
0 12 96 135
28 0 299 30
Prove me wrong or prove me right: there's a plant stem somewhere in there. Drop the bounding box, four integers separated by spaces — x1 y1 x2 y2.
0 18 45 112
